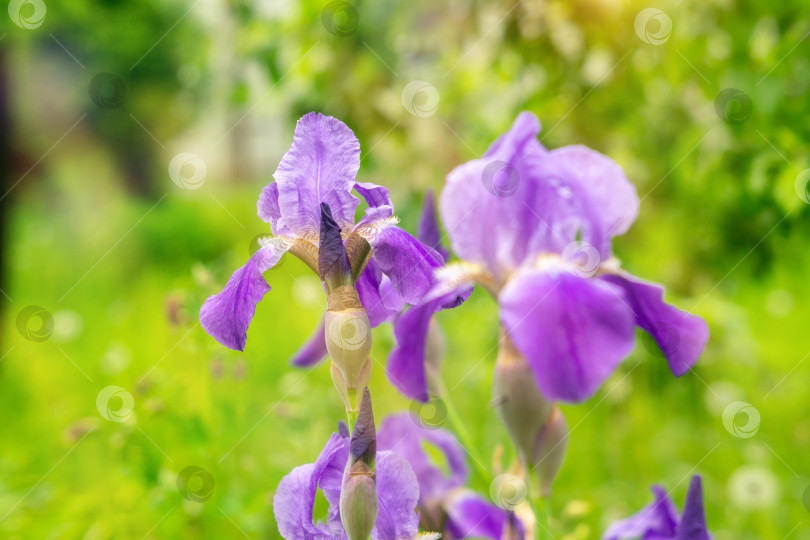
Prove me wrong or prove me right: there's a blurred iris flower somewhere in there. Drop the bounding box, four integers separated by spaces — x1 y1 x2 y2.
603 475 711 540
199 112 446 352
390 112 709 402
273 422 421 540
378 413 525 539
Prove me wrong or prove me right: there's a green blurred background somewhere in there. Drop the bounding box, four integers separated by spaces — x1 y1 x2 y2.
1 0 809 538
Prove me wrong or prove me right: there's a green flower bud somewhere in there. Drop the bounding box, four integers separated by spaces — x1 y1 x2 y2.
326 286 372 399
493 330 568 497
340 460 378 540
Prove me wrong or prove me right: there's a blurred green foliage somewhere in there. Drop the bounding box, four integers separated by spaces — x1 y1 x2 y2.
1 0 809 538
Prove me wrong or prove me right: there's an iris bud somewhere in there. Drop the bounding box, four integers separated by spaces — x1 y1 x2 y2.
493 330 568 497
341 460 378 540
340 388 378 540
326 289 372 417
319 203 373 415
531 406 567 497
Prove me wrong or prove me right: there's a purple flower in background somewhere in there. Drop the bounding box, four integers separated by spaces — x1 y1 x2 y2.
603 475 711 540
199 112 443 352
390 111 709 403
273 425 420 540
418 190 449 263
378 412 524 539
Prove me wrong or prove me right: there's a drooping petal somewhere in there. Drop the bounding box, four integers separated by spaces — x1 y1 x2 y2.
372 451 420 540
356 260 401 327
273 433 349 539
362 222 444 305
377 413 468 502
445 491 522 540
600 273 709 377
602 485 679 540
290 317 328 367
387 283 472 401
257 182 292 236
274 464 322 540
310 433 350 515
499 260 636 402
418 190 449 262
273 113 361 235
200 242 288 351
675 476 711 540
354 181 394 228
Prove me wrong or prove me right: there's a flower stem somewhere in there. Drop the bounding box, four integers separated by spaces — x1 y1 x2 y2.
435 378 491 486
530 494 551 540
345 406 358 434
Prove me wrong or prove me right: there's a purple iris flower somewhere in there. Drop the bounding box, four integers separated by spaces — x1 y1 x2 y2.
389 112 709 403
293 189 459 378
603 475 711 540
199 112 442 352
273 424 420 540
377 412 524 539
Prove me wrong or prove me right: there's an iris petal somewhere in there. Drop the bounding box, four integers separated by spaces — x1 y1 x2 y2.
499 262 635 402
200 243 287 351
273 112 361 235
377 413 468 502
387 283 472 401
354 181 394 228
372 451 421 540
290 317 328 367
445 491 523 540
675 476 711 540
356 260 401 327
273 433 348 539
600 273 709 377
602 485 679 540
366 224 444 305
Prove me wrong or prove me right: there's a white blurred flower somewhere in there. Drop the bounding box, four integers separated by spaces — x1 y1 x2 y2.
727 466 780 509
